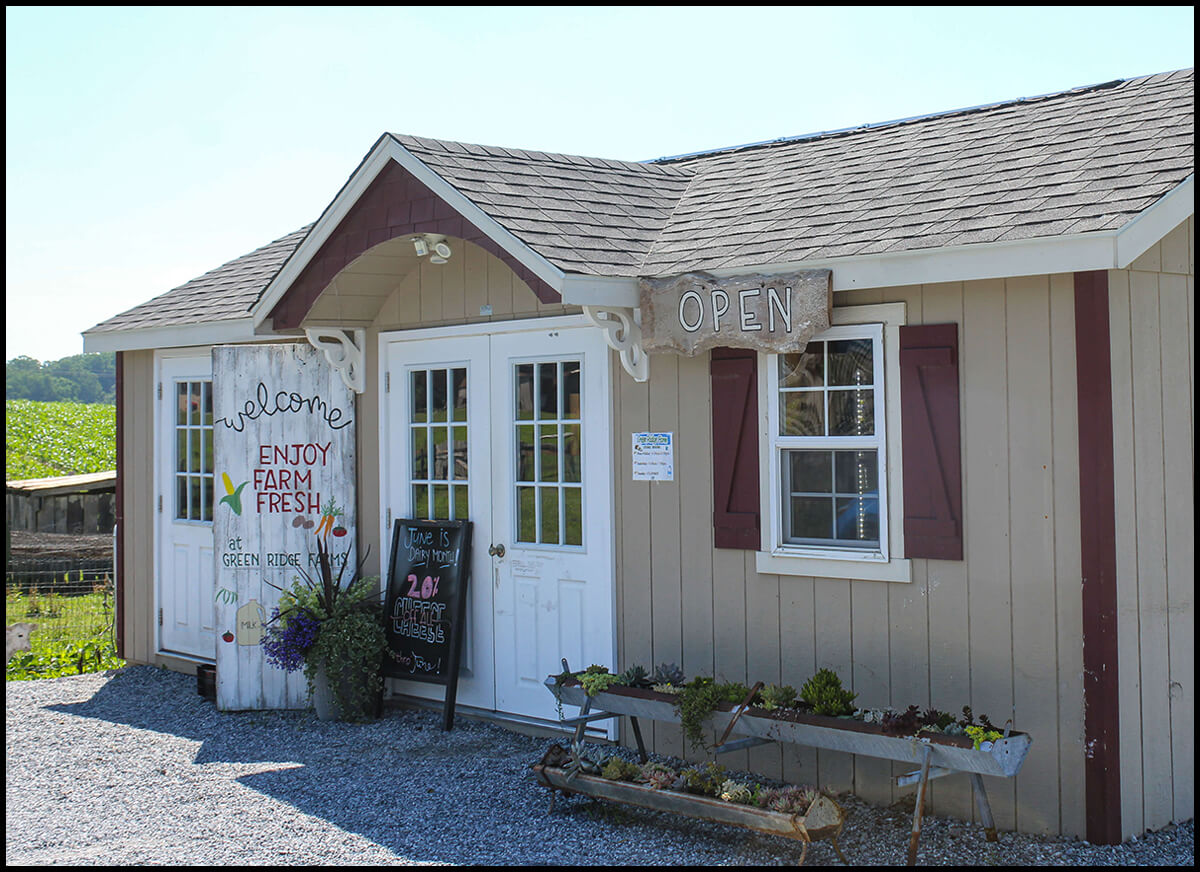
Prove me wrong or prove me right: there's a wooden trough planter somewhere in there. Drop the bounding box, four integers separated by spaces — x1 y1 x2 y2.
532 747 848 866
546 677 1033 865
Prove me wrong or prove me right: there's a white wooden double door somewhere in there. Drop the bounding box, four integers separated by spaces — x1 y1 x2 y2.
383 320 615 723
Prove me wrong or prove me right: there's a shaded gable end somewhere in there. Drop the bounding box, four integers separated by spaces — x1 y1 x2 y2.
268 159 559 330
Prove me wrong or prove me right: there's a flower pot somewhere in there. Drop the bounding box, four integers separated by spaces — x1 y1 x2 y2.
311 662 380 721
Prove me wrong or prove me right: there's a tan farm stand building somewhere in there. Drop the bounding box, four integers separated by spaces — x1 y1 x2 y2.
86 69 1194 844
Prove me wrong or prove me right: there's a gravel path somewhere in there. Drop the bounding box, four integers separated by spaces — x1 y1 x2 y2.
5 667 1193 866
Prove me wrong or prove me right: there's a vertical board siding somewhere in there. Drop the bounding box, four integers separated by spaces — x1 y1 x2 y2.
1005 276 1060 834
1159 270 1194 824
1049 273 1085 839
121 350 156 666
615 277 1091 836
1108 269 1144 835
1110 218 1195 837
961 278 1018 832
907 283 969 818
649 353 685 760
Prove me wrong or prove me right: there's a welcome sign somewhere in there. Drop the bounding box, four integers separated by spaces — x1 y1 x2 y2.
640 269 831 356
212 344 357 711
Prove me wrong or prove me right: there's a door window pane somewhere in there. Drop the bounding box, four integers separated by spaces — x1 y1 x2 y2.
409 366 469 521
174 380 213 522
512 359 583 547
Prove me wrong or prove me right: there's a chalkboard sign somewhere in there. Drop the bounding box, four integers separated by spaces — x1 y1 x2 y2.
382 518 472 730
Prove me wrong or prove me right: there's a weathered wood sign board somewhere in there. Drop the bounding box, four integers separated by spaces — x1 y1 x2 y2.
213 344 357 711
640 269 831 356
382 518 472 730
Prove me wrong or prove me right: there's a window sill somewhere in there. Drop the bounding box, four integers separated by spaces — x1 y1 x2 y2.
756 549 912 583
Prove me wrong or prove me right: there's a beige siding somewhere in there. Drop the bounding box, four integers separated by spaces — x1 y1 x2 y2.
118 349 157 666
371 240 575 333
1110 217 1195 838
614 275 1090 836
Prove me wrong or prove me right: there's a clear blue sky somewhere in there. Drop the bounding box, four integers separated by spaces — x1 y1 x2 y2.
5 6 1194 362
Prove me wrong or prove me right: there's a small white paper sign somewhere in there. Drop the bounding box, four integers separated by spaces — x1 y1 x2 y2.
632 432 674 481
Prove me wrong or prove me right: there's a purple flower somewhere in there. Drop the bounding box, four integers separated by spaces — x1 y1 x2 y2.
261 608 321 672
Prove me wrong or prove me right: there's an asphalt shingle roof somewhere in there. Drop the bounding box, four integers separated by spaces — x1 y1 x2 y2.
87 69 1193 337
87 226 310 336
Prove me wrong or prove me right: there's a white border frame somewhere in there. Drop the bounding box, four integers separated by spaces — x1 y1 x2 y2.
756 303 912 583
769 322 888 558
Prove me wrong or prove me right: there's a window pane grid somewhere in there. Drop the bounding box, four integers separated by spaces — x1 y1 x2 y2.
174 380 213 522
775 329 883 552
514 360 582 547
410 367 468 521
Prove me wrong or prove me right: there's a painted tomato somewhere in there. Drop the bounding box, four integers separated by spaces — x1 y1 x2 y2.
333 526 347 537
222 631 235 643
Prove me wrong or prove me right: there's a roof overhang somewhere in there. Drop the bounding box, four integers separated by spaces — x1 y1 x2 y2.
250 135 568 334
562 175 1195 309
82 317 265 354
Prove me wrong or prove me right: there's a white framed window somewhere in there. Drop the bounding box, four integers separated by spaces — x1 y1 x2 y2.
758 303 911 583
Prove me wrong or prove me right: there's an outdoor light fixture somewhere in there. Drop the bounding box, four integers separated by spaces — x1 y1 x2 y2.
411 233 452 264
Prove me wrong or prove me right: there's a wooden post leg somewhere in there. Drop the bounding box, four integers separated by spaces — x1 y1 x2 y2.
906 745 933 866
969 773 999 842
629 716 649 763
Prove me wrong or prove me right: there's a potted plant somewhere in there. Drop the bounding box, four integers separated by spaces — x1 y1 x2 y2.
261 537 385 721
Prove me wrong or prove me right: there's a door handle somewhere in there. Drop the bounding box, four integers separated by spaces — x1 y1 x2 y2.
488 543 506 558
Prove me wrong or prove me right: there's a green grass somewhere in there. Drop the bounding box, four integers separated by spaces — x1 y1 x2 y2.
5 399 116 480
5 585 125 679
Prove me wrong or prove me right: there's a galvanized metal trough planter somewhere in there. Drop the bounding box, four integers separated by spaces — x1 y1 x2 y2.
546 678 1031 777
532 745 848 866
545 677 1033 865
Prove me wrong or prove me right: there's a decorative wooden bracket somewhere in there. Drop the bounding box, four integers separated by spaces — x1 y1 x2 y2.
583 305 649 383
304 328 366 394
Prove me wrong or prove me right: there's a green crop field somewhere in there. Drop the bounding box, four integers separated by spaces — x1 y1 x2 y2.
5 399 116 481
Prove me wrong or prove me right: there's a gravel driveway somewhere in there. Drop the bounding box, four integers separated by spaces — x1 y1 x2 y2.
5 666 1193 866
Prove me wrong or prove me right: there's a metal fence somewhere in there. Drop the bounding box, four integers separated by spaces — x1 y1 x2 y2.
5 559 117 645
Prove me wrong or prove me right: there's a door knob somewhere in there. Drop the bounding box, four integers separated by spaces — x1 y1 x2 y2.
488 543 506 558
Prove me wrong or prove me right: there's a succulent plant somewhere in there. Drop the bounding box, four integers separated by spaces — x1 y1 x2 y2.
767 785 821 814
617 664 653 688
799 668 857 717
758 683 798 711
652 662 685 687
646 769 676 790
719 779 755 804
600 756 642 781
577 670 622 696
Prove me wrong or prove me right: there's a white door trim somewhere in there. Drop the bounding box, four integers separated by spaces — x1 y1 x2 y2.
377 316 616 726
154 348 217 661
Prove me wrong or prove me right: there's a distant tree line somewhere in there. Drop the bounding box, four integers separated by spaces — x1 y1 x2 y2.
6 353 116 404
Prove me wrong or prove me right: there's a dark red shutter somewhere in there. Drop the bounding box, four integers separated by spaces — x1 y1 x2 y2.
711 347 760 549
899 324 963 560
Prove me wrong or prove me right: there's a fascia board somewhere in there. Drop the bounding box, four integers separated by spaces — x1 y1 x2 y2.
557 233 1128 309
562 183 1195 310
1114 175 1194 268
560 274 640 307
82 318 277 353
250 136 566 331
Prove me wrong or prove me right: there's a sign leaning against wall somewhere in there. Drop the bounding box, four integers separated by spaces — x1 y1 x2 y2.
212 344 357 711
